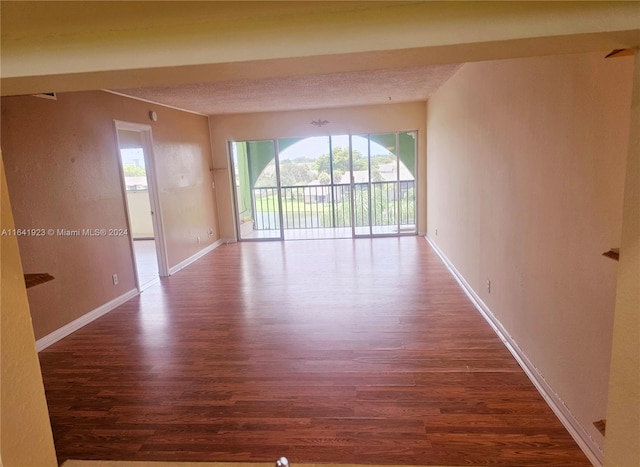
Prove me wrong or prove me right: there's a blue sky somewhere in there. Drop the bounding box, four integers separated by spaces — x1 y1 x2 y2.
278 135 391 161
120 148 145 168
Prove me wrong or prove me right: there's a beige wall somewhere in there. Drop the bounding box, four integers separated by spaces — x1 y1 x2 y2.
209 102 427 240
604 52 640 467
426 51 633 455
1 153 57 467
1 91 219 340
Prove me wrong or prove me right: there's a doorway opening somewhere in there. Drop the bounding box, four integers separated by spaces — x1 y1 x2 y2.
114 122 169 289
229 131 417 240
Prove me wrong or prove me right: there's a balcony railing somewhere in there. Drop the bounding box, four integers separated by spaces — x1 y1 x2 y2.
251 181 415 231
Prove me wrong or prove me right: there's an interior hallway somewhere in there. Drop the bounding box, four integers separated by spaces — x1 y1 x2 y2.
39 237 589 466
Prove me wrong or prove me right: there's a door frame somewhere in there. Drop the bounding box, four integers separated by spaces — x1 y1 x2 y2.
113 120 170 289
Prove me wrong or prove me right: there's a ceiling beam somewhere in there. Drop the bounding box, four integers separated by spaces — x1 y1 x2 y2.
1 1 639 96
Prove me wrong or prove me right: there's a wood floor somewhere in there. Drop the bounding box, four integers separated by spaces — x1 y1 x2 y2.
39 237 590 466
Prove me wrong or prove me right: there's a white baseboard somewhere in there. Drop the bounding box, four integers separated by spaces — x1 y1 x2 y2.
168 239 223 275
37 239 225 351
425 235 603 466
36 288 138 352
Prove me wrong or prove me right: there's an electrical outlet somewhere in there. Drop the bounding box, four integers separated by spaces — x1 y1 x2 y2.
197 235 201 244
435 228 438 236
487 280 491 293
112 274 118 285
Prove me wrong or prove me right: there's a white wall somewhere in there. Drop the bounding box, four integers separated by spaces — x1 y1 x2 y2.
126 190 154 239
426 51 633 459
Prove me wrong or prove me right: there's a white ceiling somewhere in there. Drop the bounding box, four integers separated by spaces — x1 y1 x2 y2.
113 63 462 115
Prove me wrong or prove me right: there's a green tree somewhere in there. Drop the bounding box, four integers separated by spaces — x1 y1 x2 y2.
318 172 331 184
123 165 146 176
313 147 366 178
279 160 313 186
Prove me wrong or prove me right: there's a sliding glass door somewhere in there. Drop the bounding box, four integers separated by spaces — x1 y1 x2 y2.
350 131 417 237
276 136 353 240
229 131 417 241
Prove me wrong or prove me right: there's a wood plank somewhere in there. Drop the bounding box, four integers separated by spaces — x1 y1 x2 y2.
24 272 54 288
603 248 620 261
39 237 590 465
594 419 606 436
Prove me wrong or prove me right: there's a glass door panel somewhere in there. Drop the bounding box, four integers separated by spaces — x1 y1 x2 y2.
351 134 371 236
277 136 345 240
398 131 417 234
230 140 282 240
350 132 417 237
369 133 398 235
329 134 352 235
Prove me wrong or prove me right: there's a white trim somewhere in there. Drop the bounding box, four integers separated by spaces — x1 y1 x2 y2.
102 90 208 116
139 128 170 277
36 289 138 352
113 120 151 132
168 239 223 275
425 235 604 467
113 124 142 290
113 121 170 280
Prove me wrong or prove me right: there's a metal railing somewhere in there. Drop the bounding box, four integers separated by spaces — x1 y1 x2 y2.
251 181 415 231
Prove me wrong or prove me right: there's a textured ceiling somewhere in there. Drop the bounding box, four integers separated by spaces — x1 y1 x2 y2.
114 63 462 115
